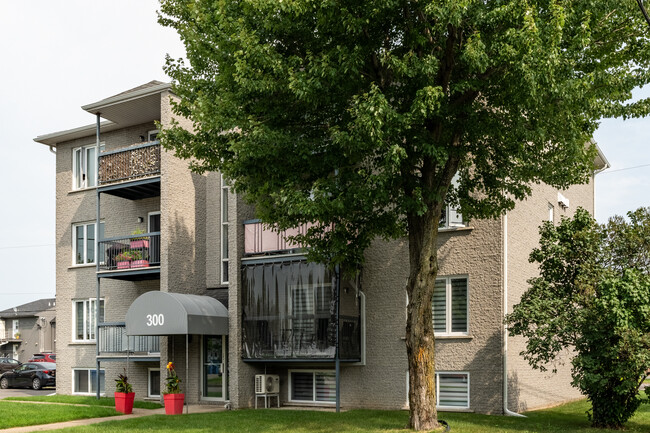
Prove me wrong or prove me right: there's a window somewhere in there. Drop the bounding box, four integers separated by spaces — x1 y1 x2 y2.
289 370 336 403
73 368 105 395
439 206 465 229
548 203 554 222
72 143 104 190
433 277 468 335
12 319 19 337
73 221 104 265
148 129 159 141
73 299 104 342
436 372 469 409
148 369 161 397
221 175 230 284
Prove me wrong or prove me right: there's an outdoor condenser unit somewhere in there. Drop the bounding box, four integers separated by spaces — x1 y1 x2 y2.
255 374 280 394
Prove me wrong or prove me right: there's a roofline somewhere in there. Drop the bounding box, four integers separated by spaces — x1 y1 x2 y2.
33 120 117 146
592 140 611 174
81 82 172 114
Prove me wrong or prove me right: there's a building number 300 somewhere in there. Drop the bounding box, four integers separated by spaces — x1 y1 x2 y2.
146 314 164 326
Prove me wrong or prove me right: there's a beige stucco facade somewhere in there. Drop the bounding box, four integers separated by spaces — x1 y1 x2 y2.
36 81 604 414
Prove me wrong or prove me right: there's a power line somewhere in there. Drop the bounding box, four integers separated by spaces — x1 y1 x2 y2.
600 163 650 174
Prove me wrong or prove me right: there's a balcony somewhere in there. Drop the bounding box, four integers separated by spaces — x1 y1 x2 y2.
98 322 160 362
1 331 21 342
97 232 160 281
244 220 328 256
98 141 160 200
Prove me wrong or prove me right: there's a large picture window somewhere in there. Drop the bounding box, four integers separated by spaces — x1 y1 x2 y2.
72 143 104 190
433 276 468 335
73 299 104 342
73 368 105 395
73 221 104 265
289 370 336 404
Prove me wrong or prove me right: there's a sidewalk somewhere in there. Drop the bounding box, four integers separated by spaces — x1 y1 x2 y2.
2 404 224 433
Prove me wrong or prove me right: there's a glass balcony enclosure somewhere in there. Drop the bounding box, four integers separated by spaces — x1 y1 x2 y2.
241 260 361 361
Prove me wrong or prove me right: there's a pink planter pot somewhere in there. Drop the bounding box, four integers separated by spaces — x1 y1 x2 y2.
164 393 185 415
130 240 149 249
131 260 149 268
117 261 130 270
114 392 135 414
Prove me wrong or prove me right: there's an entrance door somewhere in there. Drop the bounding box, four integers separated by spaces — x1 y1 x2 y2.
202 335 226 399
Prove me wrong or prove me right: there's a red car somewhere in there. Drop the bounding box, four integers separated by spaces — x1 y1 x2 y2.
28 353 56 363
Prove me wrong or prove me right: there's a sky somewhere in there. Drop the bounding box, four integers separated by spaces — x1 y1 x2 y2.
0 1 648 312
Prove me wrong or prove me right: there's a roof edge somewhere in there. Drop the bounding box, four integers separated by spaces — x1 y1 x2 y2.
34 121 117 146
81 82 171 114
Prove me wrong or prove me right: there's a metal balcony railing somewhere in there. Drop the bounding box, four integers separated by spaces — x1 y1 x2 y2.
98 233 160 271
98 322 160 354
98 141 160 186
1 331 21 340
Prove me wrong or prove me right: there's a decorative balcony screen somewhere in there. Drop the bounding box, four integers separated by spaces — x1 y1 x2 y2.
98 142 160 186
241 260 360 360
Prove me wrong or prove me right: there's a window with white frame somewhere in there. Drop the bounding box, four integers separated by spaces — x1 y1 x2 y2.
548 203 554 222
73 368 105 394
436 372 469 409
439 174 465 229
73 299 104 342
433 276 468 335
289 370 336 403
72 143 105 190
148 369 161 397
148 129 159 141
221 175 230 284
73 221 104 265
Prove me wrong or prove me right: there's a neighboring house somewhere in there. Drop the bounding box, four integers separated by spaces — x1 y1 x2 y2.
0 299 56 363
35 81 608 413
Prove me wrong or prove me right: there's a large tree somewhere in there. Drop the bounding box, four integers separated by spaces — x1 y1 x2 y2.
158 1 650 429
506 208 650 429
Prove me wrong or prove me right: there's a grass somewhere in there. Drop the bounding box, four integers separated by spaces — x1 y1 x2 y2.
0 401 118 429
40 398 650 433
4 394 162 409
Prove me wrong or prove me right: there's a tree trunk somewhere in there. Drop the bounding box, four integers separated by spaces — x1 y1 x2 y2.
405 210 440 430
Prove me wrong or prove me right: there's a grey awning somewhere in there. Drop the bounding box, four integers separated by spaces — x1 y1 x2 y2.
125 292 228 336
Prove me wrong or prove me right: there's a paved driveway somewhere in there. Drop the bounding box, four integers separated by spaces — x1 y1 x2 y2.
0 387 55 399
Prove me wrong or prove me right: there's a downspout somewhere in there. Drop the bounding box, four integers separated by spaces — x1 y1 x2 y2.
95 113 102 400
335 264 341 413
49 146 56 155
503 212 526 417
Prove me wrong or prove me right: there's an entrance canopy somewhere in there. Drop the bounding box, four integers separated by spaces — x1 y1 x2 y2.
125 292 228 336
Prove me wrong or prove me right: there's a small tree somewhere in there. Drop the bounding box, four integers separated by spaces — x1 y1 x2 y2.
158 1 650 428
507 208 650 429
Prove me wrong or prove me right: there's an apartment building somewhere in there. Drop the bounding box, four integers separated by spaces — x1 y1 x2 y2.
35 81 608 413
0 298 56 363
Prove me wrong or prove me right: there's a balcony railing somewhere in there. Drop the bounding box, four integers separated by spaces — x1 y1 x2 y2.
244 221 325 255
98 141 160 186
98 233 160 271
1 331 21 341
98 322 160 354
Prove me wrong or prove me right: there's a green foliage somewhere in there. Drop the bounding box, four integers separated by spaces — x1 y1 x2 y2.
507 208 650 429
115 370 133 393
164 362 182 394
155 0 650 271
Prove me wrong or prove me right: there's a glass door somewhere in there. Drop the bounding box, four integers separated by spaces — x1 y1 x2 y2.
202 335 226 399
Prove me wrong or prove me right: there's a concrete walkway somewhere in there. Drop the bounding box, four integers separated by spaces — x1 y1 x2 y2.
2 404 224 433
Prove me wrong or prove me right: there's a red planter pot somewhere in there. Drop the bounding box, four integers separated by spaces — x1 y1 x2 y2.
114 392 135 414
117 261 131 269
131 260 149 268
164 393 185 415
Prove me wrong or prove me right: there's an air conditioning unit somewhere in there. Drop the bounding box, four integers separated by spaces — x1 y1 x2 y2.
255 374 280 394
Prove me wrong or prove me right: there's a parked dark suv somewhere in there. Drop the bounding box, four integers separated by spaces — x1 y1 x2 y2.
0 358 21 374
28 353 56 363
0 362 56 390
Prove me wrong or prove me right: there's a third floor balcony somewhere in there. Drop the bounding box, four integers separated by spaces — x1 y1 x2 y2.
98 141 160 200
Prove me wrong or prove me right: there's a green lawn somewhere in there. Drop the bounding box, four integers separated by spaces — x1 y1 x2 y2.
42 399 650 433
4 394 162 409
0 401 118 429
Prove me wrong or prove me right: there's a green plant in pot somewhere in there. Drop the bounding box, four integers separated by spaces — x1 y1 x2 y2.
114 370 135 414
